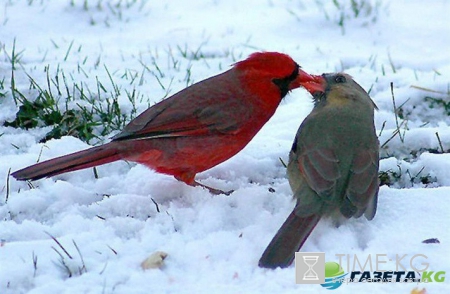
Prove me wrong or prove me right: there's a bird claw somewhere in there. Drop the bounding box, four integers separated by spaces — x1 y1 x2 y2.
193 181 234 196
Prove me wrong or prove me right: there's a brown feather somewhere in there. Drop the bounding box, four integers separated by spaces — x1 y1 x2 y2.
258 212 321 269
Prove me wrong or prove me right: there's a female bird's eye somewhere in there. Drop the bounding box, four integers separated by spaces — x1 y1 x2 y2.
335 75 346 83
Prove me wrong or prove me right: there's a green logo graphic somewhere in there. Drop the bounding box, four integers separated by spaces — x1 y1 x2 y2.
321 262 347 290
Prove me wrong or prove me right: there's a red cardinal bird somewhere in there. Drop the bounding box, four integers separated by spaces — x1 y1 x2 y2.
259 73 379 268
12 52 315 194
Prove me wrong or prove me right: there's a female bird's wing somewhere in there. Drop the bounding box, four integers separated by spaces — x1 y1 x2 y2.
344 148 379 220
293 147 341 216
294 146 379 219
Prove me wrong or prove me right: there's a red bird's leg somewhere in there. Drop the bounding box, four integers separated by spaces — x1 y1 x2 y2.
193 180 234 196
175 173 233 195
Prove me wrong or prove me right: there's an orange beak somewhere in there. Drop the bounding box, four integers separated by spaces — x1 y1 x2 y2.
293 70 326 94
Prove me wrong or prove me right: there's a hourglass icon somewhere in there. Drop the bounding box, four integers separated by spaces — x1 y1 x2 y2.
303 255 319 281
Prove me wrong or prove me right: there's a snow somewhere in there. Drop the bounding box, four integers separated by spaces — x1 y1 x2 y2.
1 0 450 293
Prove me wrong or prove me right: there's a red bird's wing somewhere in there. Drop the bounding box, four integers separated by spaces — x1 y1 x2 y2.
112 73 253 141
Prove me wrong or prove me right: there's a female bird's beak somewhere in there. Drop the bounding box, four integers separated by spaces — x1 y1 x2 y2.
294 71 326 95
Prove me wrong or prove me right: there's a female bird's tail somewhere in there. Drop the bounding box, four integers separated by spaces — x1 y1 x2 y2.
11 143 122 181
258 212 321 269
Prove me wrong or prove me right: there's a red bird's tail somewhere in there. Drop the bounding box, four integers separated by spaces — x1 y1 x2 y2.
258 212 321 269
11 143 122 181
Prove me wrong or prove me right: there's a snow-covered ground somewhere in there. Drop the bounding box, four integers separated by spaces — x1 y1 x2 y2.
1 0 450 293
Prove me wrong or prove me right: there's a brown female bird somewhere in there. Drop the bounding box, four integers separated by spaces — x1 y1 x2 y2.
12 52 315 194
259 73 379 268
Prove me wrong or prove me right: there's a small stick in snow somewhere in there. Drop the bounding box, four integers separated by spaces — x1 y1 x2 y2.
435 132 445 153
